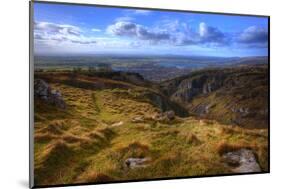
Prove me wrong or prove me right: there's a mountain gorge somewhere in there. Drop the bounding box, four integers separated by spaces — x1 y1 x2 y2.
160 64 268 128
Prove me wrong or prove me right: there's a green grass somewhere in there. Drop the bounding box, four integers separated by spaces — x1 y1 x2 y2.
34 72 268 185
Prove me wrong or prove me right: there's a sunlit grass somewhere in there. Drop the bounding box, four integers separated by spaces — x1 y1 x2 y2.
34 72 268 185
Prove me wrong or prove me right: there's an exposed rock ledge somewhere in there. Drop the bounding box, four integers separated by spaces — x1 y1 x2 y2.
34 79 66 109
222 148 261 173
125 157 151 169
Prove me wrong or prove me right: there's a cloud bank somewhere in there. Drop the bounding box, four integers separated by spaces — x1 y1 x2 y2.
34 22 97 45
34 20 268 55
106 21 231 47
106 21 170 43
237 26 268 47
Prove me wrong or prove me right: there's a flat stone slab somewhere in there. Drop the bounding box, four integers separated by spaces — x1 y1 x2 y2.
125 157 151 169
111 121 124 127
222 148 261 173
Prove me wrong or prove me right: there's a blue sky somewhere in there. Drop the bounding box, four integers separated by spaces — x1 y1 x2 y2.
34 2 269 57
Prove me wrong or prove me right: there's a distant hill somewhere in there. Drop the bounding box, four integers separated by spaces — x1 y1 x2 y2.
34 56 268 82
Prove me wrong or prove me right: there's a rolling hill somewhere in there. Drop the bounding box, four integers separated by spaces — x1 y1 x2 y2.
33 65 268 186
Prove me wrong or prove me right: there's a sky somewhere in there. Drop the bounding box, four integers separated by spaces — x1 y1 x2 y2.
33 2 269 57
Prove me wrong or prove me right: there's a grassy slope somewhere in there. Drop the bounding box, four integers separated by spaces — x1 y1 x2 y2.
160 65 268 128
34 72 268 186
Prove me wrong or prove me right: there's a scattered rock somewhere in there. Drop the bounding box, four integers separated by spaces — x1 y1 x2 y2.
124 157 151 169
111 121 124 127
48 89 65 108
151 113 162 120
34 79 66 109
131 116 144 123
150 110 176 122
34 79 49 98
165 110 175 120
222 148 261 173
193 104 211 115
231 107 250 117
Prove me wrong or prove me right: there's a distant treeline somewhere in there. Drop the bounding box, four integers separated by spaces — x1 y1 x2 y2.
35 63 113 73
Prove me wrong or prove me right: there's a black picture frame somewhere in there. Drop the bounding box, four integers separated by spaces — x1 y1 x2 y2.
29 1 270 188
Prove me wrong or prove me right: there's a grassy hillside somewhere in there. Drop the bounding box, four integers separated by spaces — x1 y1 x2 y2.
34 70 268 186
160 65 268 128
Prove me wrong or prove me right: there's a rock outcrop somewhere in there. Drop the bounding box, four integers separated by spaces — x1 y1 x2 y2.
149 110 176 122
34 79 66 109
124 157 151 169
170 74 224 102
222 148 261 173
160 65 268 128
144 92 187 117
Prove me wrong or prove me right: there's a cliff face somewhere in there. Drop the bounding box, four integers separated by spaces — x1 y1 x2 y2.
170 74 225 102
160 65 269 128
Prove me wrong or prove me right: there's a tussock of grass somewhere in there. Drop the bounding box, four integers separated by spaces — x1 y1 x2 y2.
216 141 252 156
256 144 268 171
153 152 181 174
78 128 115 151
39 140 73 166
34 140 74 184
62 134 84 143
118 142 150 159
183 132 201 145
133 124 151 131
79 138 101 151
96 127 115 139
220 126 268 138
35 114 46 122
40 120 69 135
35 133 57 143
202 119 216 125
76 172 114 183
243 129 268 138
156 129 180 137
220 126 238 135
87 131 107 141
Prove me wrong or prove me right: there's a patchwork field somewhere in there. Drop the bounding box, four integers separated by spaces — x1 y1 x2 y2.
33 71 268 186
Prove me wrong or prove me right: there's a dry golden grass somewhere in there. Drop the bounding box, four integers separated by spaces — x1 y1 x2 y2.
183 132 201 145
76 172 114 183
33 72 268 185
62 134 84 143
35 133 58 143
118 142 150 159
34 140 74 184
216 140 253 156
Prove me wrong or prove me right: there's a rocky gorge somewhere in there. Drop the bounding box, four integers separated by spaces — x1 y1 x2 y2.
160 65 268 128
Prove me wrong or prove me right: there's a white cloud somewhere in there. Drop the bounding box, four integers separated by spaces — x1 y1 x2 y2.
34 22 138 54
106 21 170 43
34 21 97 45
124 9 152 16
134 10 152 15
91 28 101 32
115 16 135 22
35 22 81 36
106 20 228 47
199 22 226 44
238 26 268 44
